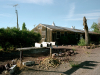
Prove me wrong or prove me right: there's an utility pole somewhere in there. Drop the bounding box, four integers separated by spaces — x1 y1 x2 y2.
13 4 19 29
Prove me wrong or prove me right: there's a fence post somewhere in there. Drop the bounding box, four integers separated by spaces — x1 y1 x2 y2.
50 47 52 58
20 50 22 65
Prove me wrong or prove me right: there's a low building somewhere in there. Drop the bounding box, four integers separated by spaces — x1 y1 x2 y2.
32 22 100 45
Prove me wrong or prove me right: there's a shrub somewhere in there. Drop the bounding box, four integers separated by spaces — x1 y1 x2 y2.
70 63 80 67
0 46 2 49
72 48 76 51
78 38 85 46
0 27 41 51
69 61 80 67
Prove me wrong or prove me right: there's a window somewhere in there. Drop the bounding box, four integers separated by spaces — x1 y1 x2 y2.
57 32 60 38
64 32 68 36
80 34 83 39
61 32 64 37
61 34 64 37
75 33 78 39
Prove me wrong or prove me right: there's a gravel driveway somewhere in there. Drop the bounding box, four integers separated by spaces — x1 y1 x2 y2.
17 47 100 75
1 46 100 75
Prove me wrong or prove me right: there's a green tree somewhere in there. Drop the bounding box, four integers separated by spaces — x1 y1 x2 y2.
22 22 27 30
91 22 99 33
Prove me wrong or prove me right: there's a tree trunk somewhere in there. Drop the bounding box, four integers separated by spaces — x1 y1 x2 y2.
83 16 89 46
85 28 89 45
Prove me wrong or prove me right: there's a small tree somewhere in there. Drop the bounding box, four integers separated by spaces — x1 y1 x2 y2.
98 18 100 31
91 22 100 33
78 38 85 46
22 22 27 30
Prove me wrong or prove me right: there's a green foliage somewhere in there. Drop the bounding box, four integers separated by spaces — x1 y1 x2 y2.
70 63 80 67
30 29 34 32
0 46 2 49
91 22 100 33
72 48 75 51
0 27 41 51
69 61 80 67
78 38 85 46
22 22 27 30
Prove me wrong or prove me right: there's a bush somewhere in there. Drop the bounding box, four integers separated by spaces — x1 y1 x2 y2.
78 38 85 46
0 27 41 51
70 63 80 67
0 46 2 49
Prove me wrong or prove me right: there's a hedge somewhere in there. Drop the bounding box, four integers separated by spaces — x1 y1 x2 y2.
0 27 41 51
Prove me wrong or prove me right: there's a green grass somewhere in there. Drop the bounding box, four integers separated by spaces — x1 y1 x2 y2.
72 48 76 51
0 46 2 49
70 63 80 67
69 61 80 67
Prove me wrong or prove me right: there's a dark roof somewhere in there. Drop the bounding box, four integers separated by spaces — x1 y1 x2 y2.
42 24 99 34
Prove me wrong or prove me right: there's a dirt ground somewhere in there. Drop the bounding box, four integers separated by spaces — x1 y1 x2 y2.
0 46 100 75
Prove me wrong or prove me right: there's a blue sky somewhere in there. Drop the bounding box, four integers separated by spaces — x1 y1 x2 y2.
0 0 100 30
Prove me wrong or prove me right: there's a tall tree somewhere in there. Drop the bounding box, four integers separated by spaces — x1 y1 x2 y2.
22 22 27 30
91 22 99 33
83 16 89 45
98 18 100 31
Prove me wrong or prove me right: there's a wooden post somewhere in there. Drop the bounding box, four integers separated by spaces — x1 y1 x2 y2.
20 50 22 65
50 48 52 58
83 16 89 45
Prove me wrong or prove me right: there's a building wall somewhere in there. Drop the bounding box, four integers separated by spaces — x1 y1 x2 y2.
33 24 100 44
52 31 82 45
46 27 52 42
33 24 46 42
33 24 52 42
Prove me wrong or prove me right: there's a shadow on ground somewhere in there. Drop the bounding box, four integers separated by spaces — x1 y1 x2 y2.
63 61 99 75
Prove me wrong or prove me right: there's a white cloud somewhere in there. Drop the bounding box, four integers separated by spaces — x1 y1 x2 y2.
0 13 12 17
1 5 13 9
0 14 7 16
77 12 100 17
65 18 82 21
65 11 100 21
13 0 53 4
92 10 100 12
67 3 75 18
